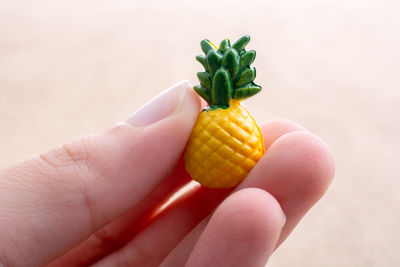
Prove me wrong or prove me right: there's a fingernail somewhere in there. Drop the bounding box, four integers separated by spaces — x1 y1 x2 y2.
127 80 188 127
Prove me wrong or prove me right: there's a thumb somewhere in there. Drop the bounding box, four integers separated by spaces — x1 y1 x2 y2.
0 81 200 267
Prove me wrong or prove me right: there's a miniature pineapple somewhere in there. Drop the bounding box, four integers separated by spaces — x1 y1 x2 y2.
184 35 265 188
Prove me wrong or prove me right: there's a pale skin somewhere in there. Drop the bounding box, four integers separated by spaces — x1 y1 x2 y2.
0 81 335 267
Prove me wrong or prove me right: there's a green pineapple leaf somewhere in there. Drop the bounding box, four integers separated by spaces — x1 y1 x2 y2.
218 39 230 53
201 39 216 55
235 67 256 87
196 55 208 71
222 48 240 80
197 71 212 90
232 35 250 52
206 50 222 77
212 68 232 107
240 50 256 68
233 84 261 100
194 85 211 104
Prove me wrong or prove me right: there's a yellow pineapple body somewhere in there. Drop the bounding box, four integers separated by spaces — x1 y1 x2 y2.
184 101 265 188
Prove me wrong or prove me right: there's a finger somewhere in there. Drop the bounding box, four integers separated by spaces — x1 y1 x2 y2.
93 185 232 267
161 130 334 266
186 188 285 267
49 159 192 267
93 120 306 266
240 131 335 246
0 81 200 267
261 119 307 149
160 211 208 267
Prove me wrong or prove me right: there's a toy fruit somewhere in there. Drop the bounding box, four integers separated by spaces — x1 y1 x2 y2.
184 35 265 188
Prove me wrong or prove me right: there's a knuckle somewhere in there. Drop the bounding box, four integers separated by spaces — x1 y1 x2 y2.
39 135 102 231
62 136 94 168
39 135 96 170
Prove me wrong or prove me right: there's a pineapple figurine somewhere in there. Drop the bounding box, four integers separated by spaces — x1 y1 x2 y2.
184 35 265 188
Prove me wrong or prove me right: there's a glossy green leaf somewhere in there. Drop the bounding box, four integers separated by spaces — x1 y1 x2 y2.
233 84 261 100
218 39 230 53
200 39 216 55
212 68 232 106
206 50 222 77
240 50 256 68
194 85 211 104
222 48 240 80
197 71 211 90
232 35 250 52
195 35 261 107
196 55 208 71
235 67 256 87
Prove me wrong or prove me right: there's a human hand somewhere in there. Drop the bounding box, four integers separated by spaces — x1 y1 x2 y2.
0 81 334 267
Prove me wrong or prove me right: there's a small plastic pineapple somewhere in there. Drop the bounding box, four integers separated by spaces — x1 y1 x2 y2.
184 35 265 188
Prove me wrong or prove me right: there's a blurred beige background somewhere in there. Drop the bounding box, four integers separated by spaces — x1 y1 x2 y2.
1 0 399 266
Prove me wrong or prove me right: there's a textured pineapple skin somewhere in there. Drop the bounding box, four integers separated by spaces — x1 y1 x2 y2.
184 102 265 188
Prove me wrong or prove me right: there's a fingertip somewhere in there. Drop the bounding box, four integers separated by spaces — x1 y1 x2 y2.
261 119 308 148
305 133 335 192
216 188 286 232
262 131 335 202
186 188 284 267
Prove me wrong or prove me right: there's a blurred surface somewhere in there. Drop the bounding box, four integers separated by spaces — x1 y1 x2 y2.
0 0 399 266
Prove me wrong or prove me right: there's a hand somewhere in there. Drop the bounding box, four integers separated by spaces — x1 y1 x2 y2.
0 81 334 267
